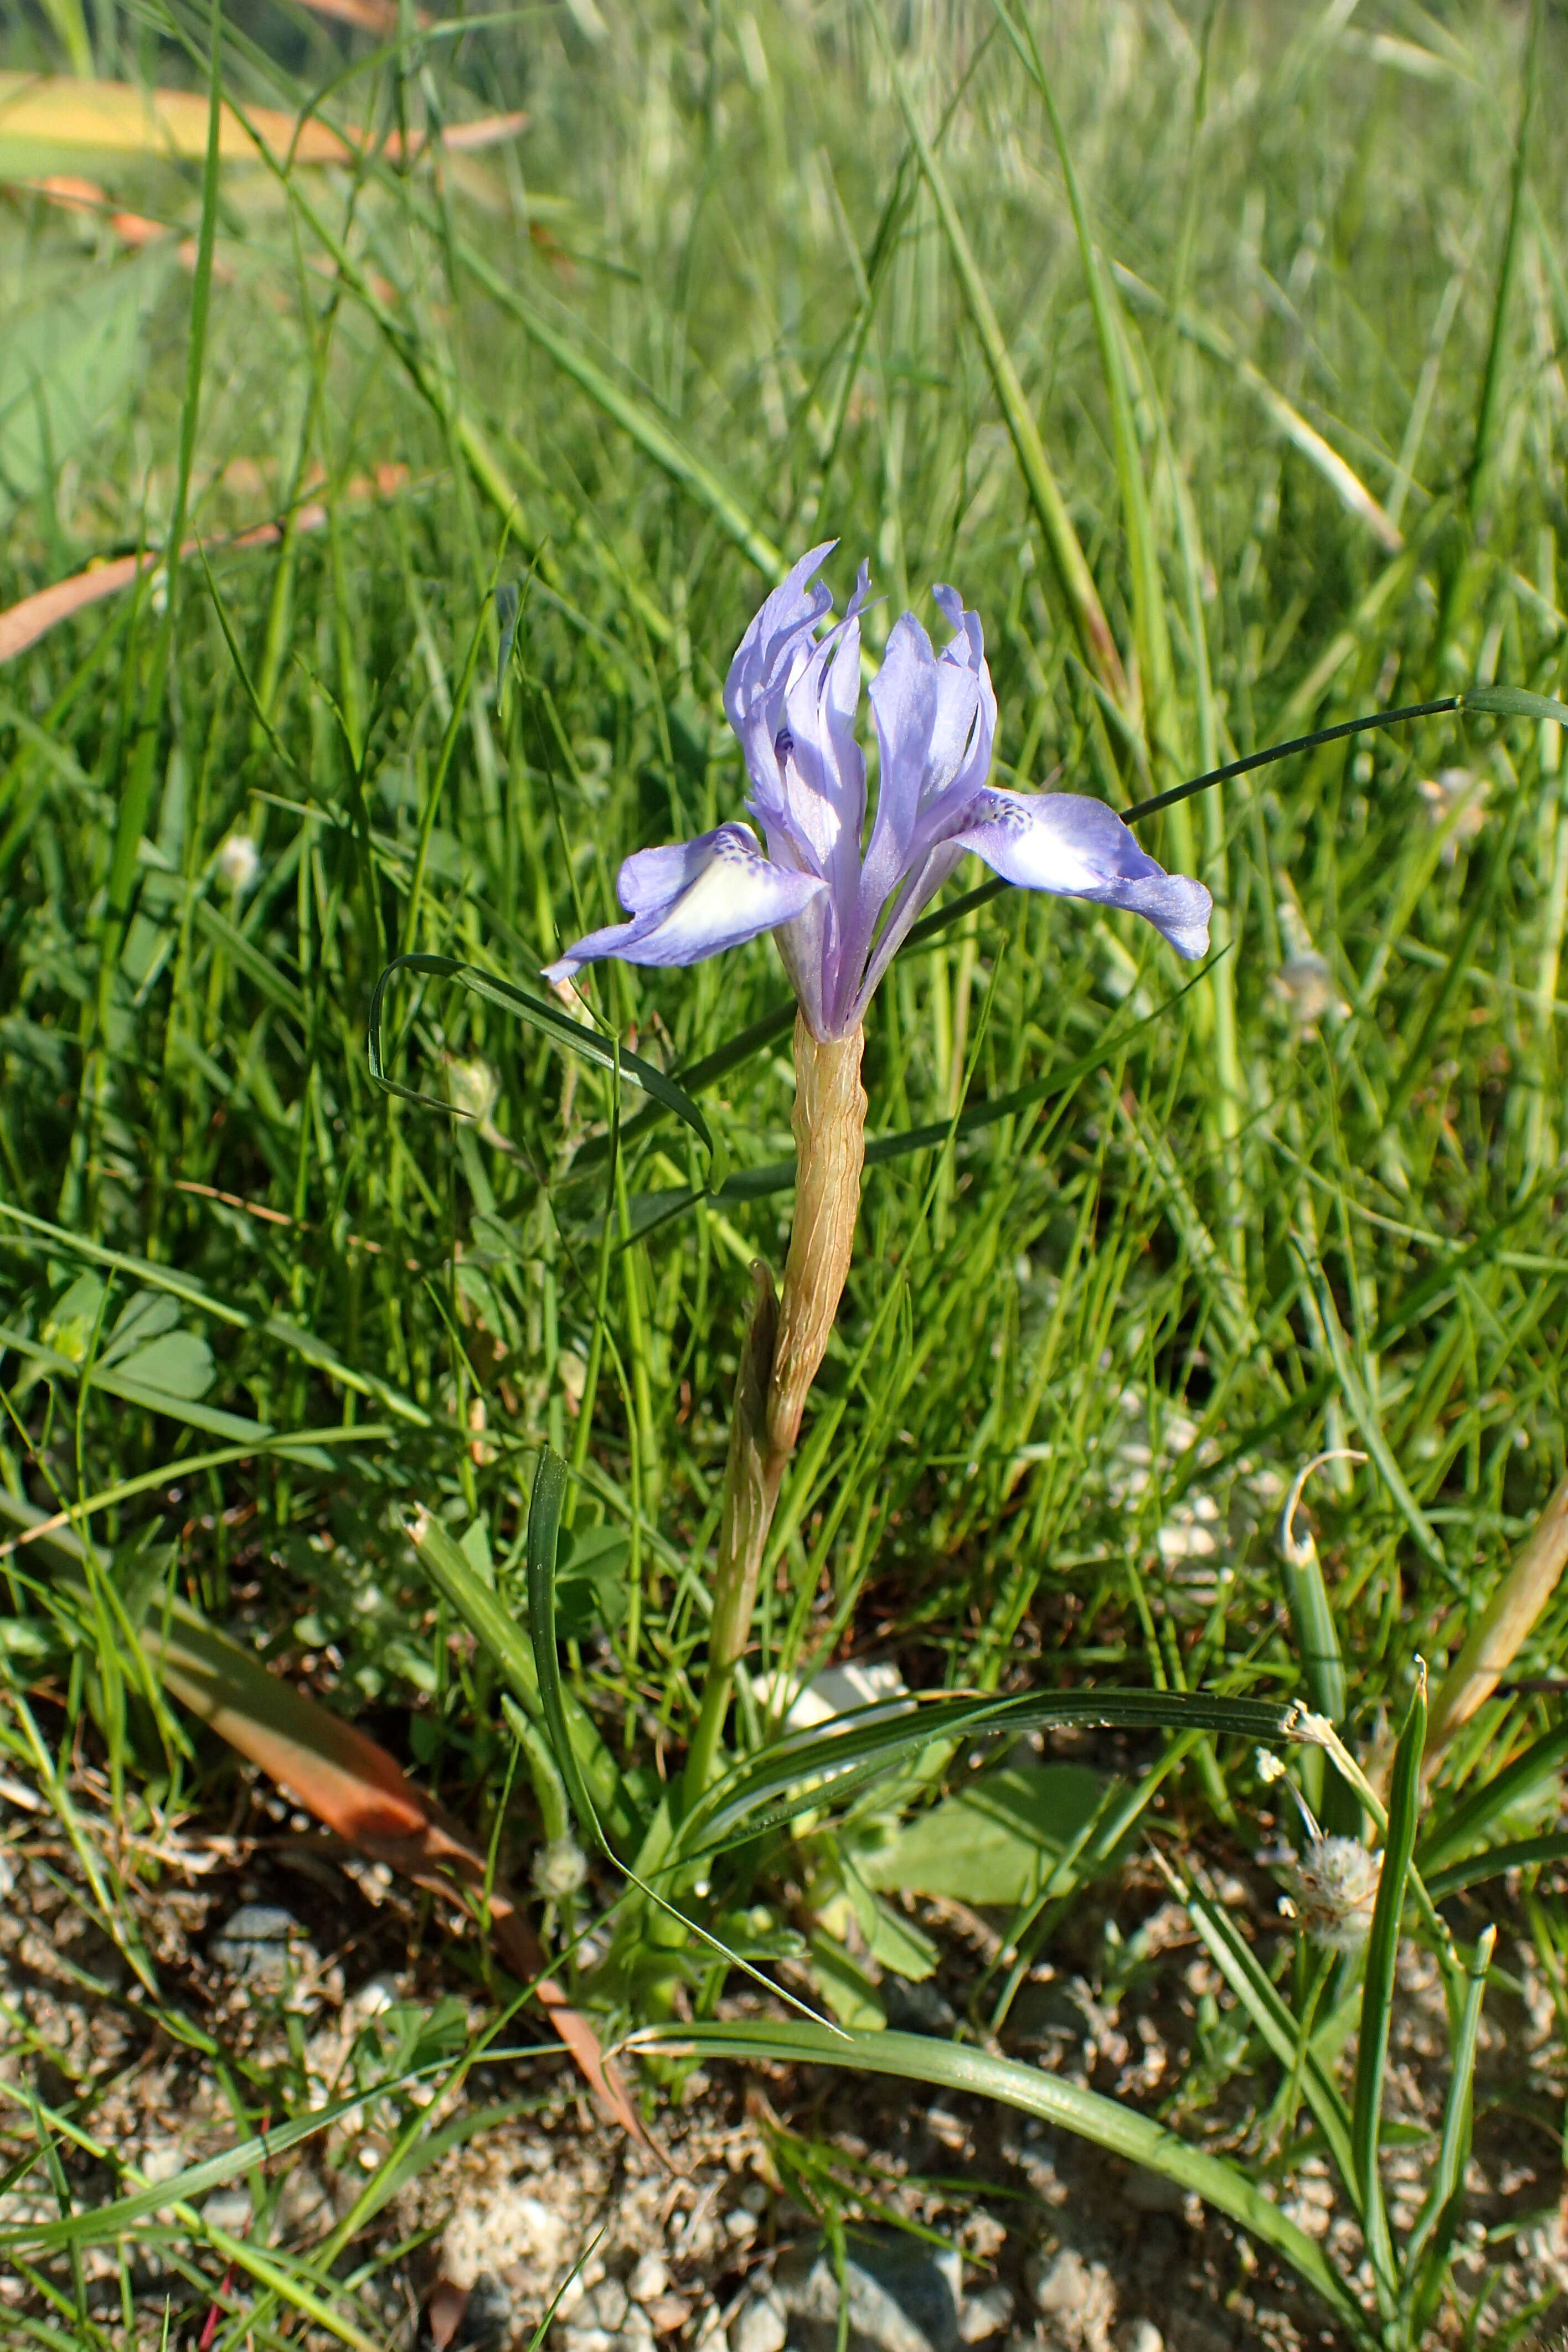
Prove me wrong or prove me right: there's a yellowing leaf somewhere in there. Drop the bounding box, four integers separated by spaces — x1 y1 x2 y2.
0 75 525 172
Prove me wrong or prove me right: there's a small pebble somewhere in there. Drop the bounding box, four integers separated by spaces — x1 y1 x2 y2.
730 2289 788 2352
1116 2325 1163 2352
959 2283 1014 2343
200 2187 252 2235
628 2252 670 2305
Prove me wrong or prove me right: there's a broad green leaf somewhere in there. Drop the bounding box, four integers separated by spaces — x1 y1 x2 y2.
627 2019 1373 2346
104 1330 214 1402
807 1930 888 2031
859 1763 1116 1907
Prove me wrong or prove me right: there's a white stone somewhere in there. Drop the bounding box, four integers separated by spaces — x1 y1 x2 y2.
444 2186 566 2294
1116 2325 1163 2352
200 2187 252 2235
959 2283 1014 2343
731 2290 788 2352
628 2252 670 2306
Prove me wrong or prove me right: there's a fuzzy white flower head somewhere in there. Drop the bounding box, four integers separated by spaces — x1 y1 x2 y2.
216 833 260 895
532 1834 589 1901
1255 1747 1287 1784
1290 1835 1383 1952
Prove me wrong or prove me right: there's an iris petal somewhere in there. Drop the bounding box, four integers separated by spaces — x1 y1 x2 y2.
543 823 827 983
951 790 1213 961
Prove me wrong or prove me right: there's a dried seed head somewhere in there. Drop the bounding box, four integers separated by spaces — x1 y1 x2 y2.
1290 1835 1383 1951
1255 1747 1287 1784
532 1834 589 1901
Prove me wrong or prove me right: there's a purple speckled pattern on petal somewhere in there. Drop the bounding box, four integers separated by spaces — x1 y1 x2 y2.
950 790 1213 962
544 554 1213 1033
541 823 825 983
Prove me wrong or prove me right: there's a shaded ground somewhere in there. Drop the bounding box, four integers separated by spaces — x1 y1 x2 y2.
0 1783 1561 2352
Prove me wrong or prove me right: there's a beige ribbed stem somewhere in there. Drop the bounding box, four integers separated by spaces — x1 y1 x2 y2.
767 1018 868 1459
683 1017 868 1802
1422 1471 1568 1780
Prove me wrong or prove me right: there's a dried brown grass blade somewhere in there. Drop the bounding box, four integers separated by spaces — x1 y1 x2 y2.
0 466 412 664
145 1604 651 2147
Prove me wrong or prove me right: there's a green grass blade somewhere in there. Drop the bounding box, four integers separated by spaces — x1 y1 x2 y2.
1419 1720 1568 1875
524 1446 606 1856
1402 1923 1494 2314
863 0 1129 713
994 0 1169 745
1350 1665 1427 2301
408 1503 638 1853
1277 1454 1352 1723
1467 0 1540 519
1293 1242 1444 1567
670 1688 1304 1864
626 2019 1374 2345
1174 1868 1360 2210
368 952 714 1154
95 0 224 999
1423 1832 1568 1902
451 252 785 584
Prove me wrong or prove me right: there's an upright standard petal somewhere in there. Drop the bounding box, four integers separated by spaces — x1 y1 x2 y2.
951 790 1213 960
777 572 869 901
543 823 827 983
723 543 838 826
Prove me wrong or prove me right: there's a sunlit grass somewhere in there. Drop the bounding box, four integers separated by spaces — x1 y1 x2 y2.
0 0 1565 2341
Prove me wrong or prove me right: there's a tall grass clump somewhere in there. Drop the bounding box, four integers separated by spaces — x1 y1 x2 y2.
0 0 1565 2344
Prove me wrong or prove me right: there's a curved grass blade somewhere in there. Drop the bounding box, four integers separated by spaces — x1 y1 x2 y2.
1350 1664 1427 2315
367 952 713 1155
408 1502 638 1854
669 1688 1305 1866
625 2018 1373 2346
519 1448 843 2034
1423 1832 1568 1902
1167 1860 1360 2219
1419 1719 1568 1877
1404 1925 1495 2334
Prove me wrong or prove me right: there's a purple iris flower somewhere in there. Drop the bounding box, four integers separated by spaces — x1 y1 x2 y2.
544 544 1212 1040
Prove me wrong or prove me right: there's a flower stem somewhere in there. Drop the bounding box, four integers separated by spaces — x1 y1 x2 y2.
683 1017 866 1804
